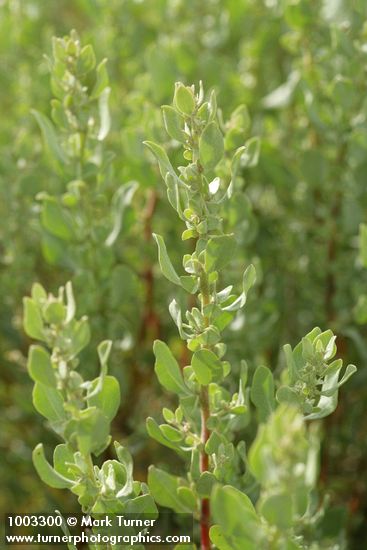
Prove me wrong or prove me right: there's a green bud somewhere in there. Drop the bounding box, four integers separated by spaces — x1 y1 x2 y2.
66 38 78 57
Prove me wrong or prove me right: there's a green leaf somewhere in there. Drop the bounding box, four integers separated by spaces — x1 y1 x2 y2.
53 444 75 478
165 173 187 218
67 407 110 456
51 99 68 128
70 318 91 356
105 181 138 247
153 340 189 395
32 444 73 489
65 281 75 323
98 86 111 140
177 486 198 512
337 364 357 387
148 466 190 513
146 417 184 452
77 44 96 74
144 141 187 218
241 137 261 168
31 109 68 164
173 84 195 115
23 298 44 340
210 525 259 550
262 71 300 110
248 405 308 484
197 471 217 497
243 264 257 294
41 198 75 241
114 442 133 476
160 424 183 442
162 407 175 423
276 386 300 407
33 383 66 423
222 264 256 312
27 345 56 387
305 360 356 420
88 376 120 422
182 229 198 240
91 58 109 99
144 141 180 184
43 301 65 324
41 233 69 267
260 493 293 529
211 485 261 540
55 511 78 550
283 343 298 382
210 525 239 550
31 283 47 303
205 234 236 272
250 366 275 422
224 105 251 150
125 494 158 516
220 146 246 201
169 299 190 339
97 339 112 371
162 105 185 142
153 233 181 285
205 431 229 455
199 121 224 170
101 459 133 498
192 349 222 385
180 275 199 294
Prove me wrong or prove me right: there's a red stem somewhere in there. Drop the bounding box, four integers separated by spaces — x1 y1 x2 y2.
200 387 211 550
139 189 160 342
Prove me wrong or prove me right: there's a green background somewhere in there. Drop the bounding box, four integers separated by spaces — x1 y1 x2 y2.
1 1 366 548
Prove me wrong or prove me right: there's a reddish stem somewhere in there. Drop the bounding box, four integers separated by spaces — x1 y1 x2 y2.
139 189 160 342
200 386 211 550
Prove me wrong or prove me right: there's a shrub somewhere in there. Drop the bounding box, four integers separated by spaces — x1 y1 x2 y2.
23 281 157 534
0 2 364 547
144 82 356 549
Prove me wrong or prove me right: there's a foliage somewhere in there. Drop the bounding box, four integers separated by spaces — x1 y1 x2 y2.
32 29 141 361
23 281 157 544
0 1 366 548
147 83 355 549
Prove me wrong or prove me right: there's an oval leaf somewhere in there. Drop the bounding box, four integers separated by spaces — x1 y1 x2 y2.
33 444 73 489
153 340 189 395
199 121 224 170
153 233 181 285
27 345 56 387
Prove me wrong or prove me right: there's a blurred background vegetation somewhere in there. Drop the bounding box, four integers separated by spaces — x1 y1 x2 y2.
0 0 366 548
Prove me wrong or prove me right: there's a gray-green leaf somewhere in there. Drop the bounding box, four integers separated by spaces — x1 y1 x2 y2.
250 366 275 422
199 121 224 170
32 444 73 489
153 340 189 395
205 234 236 272
33 383 66 423
31 109 68 164
153 233 181 286
27 345 56 387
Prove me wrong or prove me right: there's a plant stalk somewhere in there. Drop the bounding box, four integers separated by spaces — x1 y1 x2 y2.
200 385 211 550
199 271 211 550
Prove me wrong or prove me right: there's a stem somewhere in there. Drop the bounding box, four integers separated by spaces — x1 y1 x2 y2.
139 189 160 342
200 385 211 550
199 271 211 550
